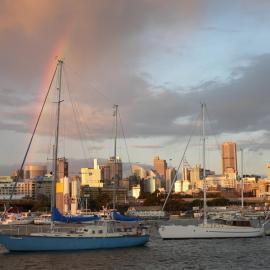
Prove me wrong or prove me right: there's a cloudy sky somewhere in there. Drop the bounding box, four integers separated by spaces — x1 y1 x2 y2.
1 0 270 175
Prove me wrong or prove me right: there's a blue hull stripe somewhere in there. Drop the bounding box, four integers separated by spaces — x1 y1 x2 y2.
0 235 149 252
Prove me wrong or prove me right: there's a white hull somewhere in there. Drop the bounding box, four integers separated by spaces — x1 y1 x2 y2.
33 219 51 225
159 224 264 239
1 219 33 225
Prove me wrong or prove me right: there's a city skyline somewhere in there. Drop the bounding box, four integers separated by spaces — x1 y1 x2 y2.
1 1 270 175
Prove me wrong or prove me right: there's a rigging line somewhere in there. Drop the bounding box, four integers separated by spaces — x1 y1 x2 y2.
61 73 67 159
63 66 103 163
106 109 116 159
162 111 201 211
205 106 221 155
118 108 132 174
7 63 58 204
72 99 92 161
64 68 97 159
65 66 91 157
64 61 114 106
63 67 88 163
63 67 90 167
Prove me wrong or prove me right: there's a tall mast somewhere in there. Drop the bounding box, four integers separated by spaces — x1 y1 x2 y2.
51 60 63 214
202 103 207 225
241 148 244 209
113 104 118 209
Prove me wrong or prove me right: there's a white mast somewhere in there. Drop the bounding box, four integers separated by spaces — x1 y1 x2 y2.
51 60 63 217
202 103 207 225
113 104 118 210
241 148 244 209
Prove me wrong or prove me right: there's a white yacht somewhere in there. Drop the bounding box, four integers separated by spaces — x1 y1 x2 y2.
33 214 51 225
159 103 265 239
159 219 264 239
1 213 33 225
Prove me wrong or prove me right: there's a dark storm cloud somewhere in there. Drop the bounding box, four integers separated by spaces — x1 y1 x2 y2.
2 53 270 144
116 54 270 140
199 55 270 134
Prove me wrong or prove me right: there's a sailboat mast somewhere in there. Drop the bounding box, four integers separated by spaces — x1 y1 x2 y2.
113 104 118 209
51 60 63 213
241 148 244 209
202 103 207 225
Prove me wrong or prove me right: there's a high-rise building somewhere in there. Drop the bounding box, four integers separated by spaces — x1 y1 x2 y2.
153 156 167 187
99 164 111 186
107 156 123 187
222 142 237 175
165 167 176 193
71 176 80 215
81 159 104 188
189 165 214 190
144 177 156 193
190 165 203 189
182 167 191 181
57 157 68 180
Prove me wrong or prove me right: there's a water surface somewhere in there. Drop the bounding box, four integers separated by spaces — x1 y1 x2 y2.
0 222 269 270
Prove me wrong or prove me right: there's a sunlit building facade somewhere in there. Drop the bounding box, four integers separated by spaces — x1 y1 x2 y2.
222 142 237 175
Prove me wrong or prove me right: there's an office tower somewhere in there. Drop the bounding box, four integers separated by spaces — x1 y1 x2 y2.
71 176 80 215
81 159 104 188
165 167 176 192
57 157 68 180
144 177 156 193
56 176 69 214
153 156 167 180
190 165 203 189
107 156 123 187
222 142 237 175
182 167 191 181
99 164 111 186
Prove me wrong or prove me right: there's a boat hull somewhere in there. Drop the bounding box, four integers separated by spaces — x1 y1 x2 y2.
0 234 149 252
159 224 264 239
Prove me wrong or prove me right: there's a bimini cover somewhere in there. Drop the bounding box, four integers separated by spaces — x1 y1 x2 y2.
52 207 100 223
111 210 143 222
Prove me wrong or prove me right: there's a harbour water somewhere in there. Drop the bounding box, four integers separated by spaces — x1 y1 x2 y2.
1 221 270 270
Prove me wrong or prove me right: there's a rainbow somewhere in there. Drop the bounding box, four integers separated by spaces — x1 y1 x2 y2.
27 25 72 163
36 14 75 116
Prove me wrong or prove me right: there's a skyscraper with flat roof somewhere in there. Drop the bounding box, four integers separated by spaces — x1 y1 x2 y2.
153 156 167 188
57 157 68 180
222 142 237 175
107 156 123 187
